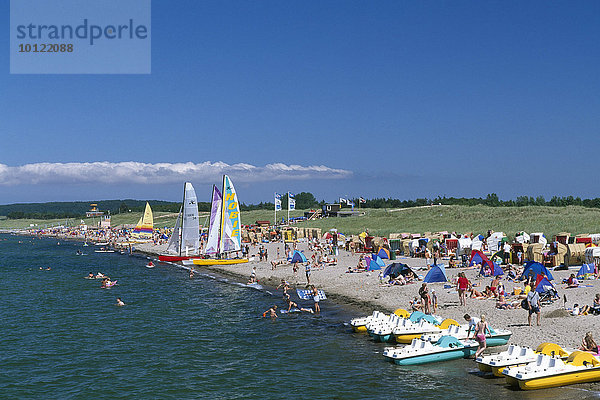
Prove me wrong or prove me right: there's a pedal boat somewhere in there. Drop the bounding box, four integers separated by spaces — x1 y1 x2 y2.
476 343 569 376
383 335 478 365
370 317 414 343
393 317 456 344
422 324 512 349
503 351 600 390
350 311 387 333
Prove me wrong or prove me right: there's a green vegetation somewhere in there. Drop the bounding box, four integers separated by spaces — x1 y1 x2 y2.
5 193 600 221
290 205 600 239
2 205 599 241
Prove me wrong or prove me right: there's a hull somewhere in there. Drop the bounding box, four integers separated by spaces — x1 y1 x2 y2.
518 369 600 390
158 255 201 262
395 333 429 344
486 335 511 347
373 333 393 343
393 348 475 365
478 363 492 372
192 258 249 266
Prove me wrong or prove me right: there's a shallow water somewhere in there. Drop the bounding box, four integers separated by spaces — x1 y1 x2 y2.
1 233 598 399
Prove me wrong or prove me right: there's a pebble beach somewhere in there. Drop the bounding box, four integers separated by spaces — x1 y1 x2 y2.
132 240 600 351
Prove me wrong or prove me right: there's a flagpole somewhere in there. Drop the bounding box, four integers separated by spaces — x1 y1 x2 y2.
287 191 290 223
274 193 276 226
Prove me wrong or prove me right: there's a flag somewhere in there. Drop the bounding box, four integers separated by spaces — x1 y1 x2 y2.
274 193 282 211
359 197 366 203
288 192 296 210
339 197 347 205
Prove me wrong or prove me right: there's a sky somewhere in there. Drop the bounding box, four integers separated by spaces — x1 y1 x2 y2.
1 1 599 205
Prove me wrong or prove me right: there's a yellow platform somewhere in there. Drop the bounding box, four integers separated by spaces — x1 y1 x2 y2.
192 258 249 266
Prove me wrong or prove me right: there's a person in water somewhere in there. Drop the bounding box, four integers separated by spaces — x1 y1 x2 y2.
282 293 312 313
312 286 321 313
116 298 125 306
276 279 290 294
87 272 94 279
248 267 257 284
262 305 278 318
189 269 194 279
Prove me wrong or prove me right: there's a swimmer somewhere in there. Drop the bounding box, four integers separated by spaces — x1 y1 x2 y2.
86 272 94 279
189 269 194 279
116 298 125 306
46 267 51 270
262 305 278 318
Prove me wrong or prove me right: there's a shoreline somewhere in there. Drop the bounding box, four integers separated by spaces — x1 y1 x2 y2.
9 231 600 351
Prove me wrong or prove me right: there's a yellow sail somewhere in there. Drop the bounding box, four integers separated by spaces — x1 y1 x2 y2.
132 202 154 239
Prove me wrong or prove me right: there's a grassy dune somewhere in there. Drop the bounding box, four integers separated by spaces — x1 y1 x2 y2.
2 205 599 240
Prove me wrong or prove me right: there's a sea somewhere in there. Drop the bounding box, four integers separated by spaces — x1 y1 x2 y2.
1 233 598 399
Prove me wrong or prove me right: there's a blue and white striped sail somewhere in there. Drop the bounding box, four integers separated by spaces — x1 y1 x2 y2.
219 175 242 253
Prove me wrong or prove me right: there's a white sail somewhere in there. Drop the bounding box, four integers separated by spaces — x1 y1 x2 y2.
165 207 182 254
181 182 200 254
220 175 242 253
204 185 222 255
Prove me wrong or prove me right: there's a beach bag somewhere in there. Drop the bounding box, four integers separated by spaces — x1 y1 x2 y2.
521 298 529 310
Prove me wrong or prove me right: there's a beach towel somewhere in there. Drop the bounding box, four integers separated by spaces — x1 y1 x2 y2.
296 289 326 300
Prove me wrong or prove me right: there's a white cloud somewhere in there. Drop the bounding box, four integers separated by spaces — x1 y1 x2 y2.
0 161 352 186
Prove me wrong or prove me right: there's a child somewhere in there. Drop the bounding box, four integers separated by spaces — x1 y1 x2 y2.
262 305 278 318
431 289 438 313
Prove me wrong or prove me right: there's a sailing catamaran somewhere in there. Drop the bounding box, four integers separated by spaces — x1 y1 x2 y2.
130 202 154 242
158 182 201 262
184 175 248 266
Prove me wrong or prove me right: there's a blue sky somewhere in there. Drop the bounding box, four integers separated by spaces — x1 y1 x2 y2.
1 1 599 204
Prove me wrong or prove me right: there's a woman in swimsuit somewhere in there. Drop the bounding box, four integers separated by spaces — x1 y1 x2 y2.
473 314 491 358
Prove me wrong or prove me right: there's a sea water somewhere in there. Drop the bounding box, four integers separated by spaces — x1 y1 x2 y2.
1 233 598 399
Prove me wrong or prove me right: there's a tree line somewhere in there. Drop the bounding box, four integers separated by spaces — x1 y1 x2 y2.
354 194 600 209
3 193 600 219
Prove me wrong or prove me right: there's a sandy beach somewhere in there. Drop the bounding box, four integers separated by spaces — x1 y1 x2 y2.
131 240 600 352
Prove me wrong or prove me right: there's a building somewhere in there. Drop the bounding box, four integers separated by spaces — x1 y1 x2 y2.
321 203 361 218
99 215 111 228
86 204 104 217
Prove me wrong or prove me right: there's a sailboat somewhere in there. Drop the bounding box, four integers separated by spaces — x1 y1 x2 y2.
186 175 248 266
159 182 201 262
130 202 154 242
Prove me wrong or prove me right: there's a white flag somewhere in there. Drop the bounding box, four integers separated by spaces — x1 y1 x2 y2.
274 193 282 211
288 192 296 210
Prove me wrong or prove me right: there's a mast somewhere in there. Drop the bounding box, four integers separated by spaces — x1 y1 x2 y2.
219 175 226 256
179 182 186 256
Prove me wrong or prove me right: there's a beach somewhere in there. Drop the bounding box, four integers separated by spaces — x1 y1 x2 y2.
129 240 600 351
